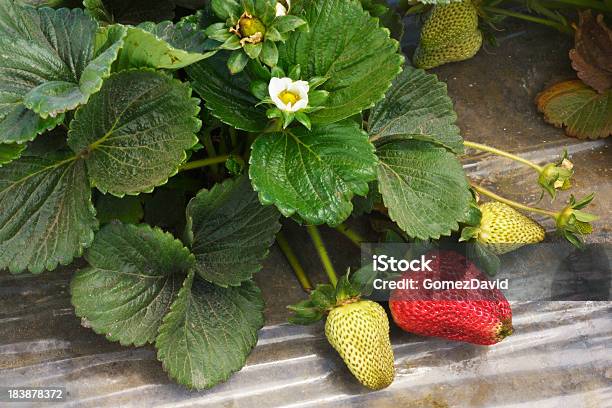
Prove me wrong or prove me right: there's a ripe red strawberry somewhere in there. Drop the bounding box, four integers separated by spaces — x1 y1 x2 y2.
389 251 513 345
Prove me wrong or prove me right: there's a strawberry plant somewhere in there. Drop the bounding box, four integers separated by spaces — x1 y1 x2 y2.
0 0 600 391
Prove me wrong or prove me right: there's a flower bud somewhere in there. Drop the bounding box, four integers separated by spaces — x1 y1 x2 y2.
538 155 574 198
239 15 266 38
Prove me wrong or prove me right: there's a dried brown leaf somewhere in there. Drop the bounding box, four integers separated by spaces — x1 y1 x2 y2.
569 11 612 93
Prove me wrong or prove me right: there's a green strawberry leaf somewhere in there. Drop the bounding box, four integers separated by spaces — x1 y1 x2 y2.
95 194 144 224
83 0 176 25
0 107 64 145
278 0 403 125
0 2 126 143
369 66 464 154
187 54 268 132
115 20 218 70
352 181 382 216
465 242 501 277
376 139 471 239
71 223 194 346
0 150 97 274
0 143 26 166
360 0 404 41
185 176 281 287
537 80 611 139
68 70 200 196
156 272 264 390
211 0 241 21
249 121 378 226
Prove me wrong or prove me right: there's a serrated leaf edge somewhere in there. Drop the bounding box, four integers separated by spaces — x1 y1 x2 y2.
155 274 265 390
248 127 378 226
376 142 471 240
70 223 195 347
68 68 202 198
185 176 282 287
4 157 98 274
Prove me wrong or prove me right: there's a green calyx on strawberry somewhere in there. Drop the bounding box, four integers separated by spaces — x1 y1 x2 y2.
413 0 483 69
461 201 545 255
555 193 598 248
390 250 513 345
288 274 395 390
538 150 574 199
207 0 307 73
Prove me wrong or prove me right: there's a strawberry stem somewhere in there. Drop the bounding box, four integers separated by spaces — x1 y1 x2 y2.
306 225 338 287
179 155 230 172
470 182 558 217
464 141 544 173
481 6 573 33
335 223 366 248
276 231 313 292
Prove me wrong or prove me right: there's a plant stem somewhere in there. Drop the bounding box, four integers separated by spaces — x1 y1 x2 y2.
483 6 571 33
306 225 338 287
179 155 230 172
218 127 228 155
276 231 312 292
202 128 219 175
470 182 558 217
229 128 238 150
464 140 544 172
335 223 366 248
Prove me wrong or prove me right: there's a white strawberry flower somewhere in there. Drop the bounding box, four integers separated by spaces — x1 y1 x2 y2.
269 77 309 112
276 0 290 16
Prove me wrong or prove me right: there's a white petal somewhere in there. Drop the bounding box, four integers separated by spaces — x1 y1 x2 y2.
269 77 290 110
295 81 310 100
288 80 310 95
269 77 309 112
269 77 291 96
293 98 308 111
275 3 288 16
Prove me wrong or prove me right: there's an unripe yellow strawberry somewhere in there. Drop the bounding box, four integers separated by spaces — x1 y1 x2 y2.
476 202 546 254
325 300 395 390
413 0 483 69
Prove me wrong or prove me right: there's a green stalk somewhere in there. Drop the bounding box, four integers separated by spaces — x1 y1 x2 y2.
179 155 230 172
229 128 238 150
202 128 219 175
335 223 366 248
306 225 338 287
470 182 558 217
483 6 571 33
218 127 228 155
464 140 544 172
276 231 312 292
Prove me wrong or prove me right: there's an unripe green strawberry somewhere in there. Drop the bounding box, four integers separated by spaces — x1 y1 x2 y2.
288 275 395 390
325 300 395 390
476 202 545 254
413 0 483 69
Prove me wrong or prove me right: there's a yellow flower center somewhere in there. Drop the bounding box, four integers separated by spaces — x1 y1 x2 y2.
279 90 300 105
